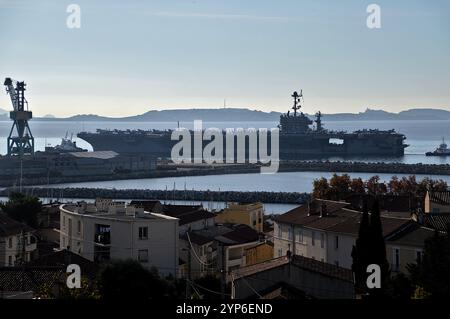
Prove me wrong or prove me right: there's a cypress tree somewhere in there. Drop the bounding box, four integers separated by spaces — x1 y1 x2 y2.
352 199 370 291
368 199 389 294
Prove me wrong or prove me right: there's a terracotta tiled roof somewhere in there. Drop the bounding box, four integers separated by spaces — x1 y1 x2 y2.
28 249 99 279
232 255 354 283
276 199 411 237
162 205 216 226
386 223 435 247
345 194 416 212
0 267 64 292
291 255 354 283
422 214 450 232
215 224 260 245
428 191 450 205
0 213 34 237
181 232 213 246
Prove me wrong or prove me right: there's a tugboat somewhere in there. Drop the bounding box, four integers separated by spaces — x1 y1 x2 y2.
425 138 450 156
44 132 87 154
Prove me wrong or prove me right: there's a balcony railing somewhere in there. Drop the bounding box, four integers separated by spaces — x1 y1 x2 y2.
94 232 111 245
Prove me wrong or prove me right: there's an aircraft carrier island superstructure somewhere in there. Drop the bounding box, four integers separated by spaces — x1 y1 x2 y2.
77 91 408 159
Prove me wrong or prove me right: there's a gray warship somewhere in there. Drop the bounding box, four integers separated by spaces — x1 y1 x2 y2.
78 91 408 159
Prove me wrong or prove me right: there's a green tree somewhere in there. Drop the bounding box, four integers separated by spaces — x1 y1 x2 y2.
366 176 387 195
350 178 366 194
367 200 389 295
312 177 330 199
352 199 389 297
0 192 41 228
351 200 370 291
329 173 351 200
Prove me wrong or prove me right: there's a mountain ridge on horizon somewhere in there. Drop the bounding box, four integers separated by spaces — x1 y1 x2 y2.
2 106 450 121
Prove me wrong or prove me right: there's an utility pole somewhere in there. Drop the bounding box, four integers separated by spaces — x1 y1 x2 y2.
220 242 227 299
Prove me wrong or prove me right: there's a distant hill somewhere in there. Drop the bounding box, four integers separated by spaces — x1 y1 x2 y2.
25 107 450 122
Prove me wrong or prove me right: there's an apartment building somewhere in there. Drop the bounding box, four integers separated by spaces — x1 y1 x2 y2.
273 199 411 270
59 200 179 276
0 213 38 266
216 202 264 232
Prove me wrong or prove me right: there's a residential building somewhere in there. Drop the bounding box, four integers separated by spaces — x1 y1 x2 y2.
0 250 97 299
129 200 163 214
161 204 216 235
0 266 64 299
59 200 179 276
385 223 436 273
231 255 355 299
216 202 264 232
244 242 274 266
215 224 262 277
0 213 38 267
179 224 261 279
424 190 450 213
274 199 411 270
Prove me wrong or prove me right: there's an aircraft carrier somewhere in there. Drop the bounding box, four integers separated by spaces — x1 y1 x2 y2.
77 91 408 159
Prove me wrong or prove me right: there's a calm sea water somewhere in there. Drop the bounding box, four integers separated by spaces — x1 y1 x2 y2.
1 119 449 164
40 171 450 194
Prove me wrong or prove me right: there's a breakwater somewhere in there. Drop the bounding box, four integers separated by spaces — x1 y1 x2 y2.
0 187 310 204
4 160 450 188
278 161 450 175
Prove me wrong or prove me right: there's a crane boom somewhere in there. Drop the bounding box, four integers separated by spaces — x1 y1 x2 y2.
4 77 18 110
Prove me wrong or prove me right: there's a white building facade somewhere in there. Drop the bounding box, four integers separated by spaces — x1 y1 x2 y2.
59 201 179 276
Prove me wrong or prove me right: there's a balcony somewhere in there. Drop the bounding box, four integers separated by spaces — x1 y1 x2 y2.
94 232 111 246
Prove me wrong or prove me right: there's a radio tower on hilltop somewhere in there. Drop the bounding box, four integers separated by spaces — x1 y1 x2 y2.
4 77 34 156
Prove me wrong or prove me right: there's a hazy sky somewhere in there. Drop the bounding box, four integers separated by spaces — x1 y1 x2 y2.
0 0 449 117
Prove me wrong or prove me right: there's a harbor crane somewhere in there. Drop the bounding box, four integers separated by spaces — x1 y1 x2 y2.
4 77 34 156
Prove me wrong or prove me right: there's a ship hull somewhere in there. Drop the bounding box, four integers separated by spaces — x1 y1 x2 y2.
78 130 407 159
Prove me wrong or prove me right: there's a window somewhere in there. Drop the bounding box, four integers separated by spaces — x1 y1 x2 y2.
253 220 257 226
63 216 66 227
393 248 400 271
138 227 148 240
8 237 12 249
320 233 324 248
138 249 149 263
297 229 303 243
77 221 81 234
312 231 315 246
288 227 292 240
416 250 423 264
8 256 12 266
278 249 282 257
335 236 339 250
277 225 282 238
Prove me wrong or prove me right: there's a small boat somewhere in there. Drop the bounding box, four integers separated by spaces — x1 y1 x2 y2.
425 137 450 156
